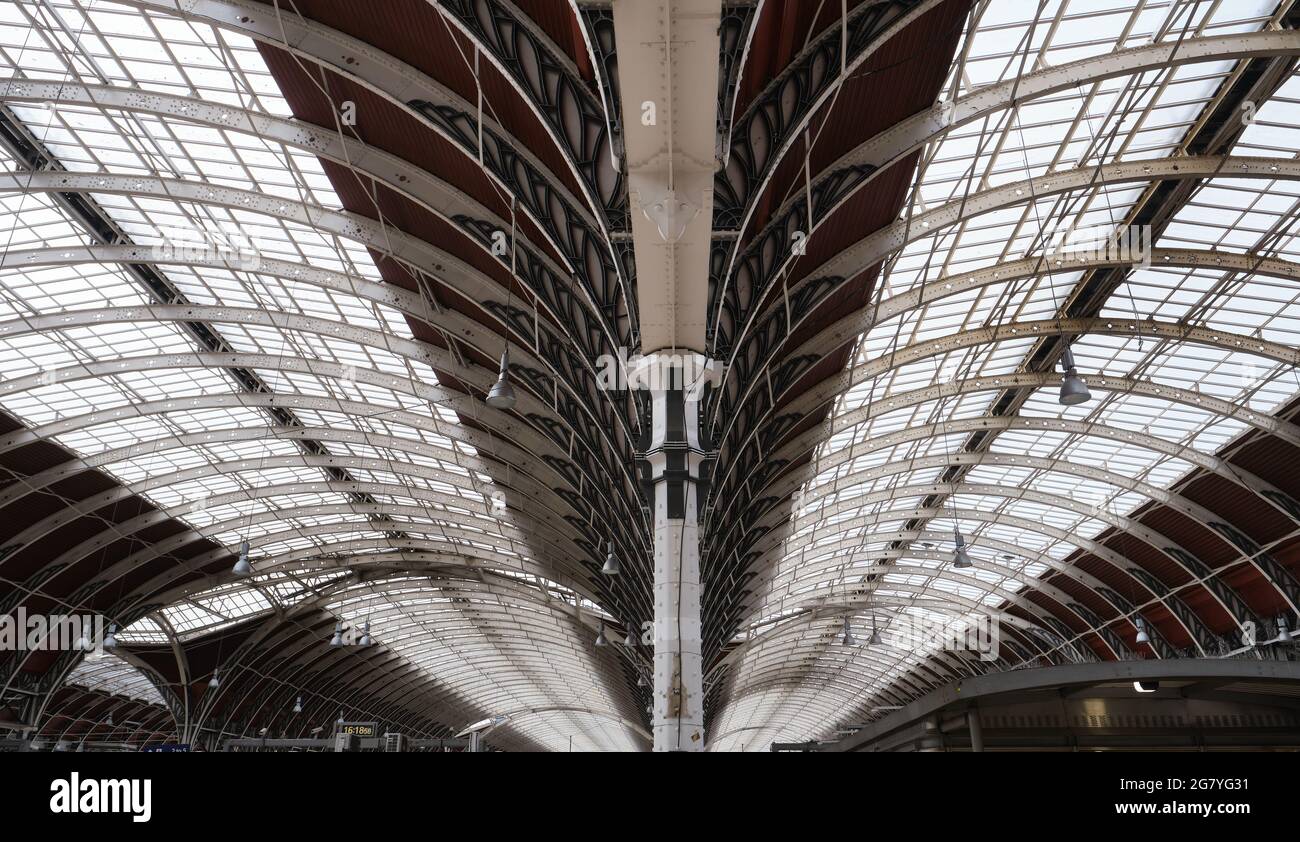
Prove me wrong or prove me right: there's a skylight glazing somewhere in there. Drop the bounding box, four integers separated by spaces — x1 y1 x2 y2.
64 652 166 705
0 0 631 750
710 0 1300 752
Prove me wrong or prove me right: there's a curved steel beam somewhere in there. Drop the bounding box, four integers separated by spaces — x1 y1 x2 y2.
39 491 640 635
750 532 1225 637
4 459 580 564
0 300 643 536
0 244 642 519
749 377 1300 542
712 591 1051 694
192 571 640 745
198 618 457 742
0 175 641 496
428 0 621 217
113 0 633 345
728 501 1247 645
737 560 1105 655
798 246 1300 397
712 155 1300 442
728 370 1300 544
148 544 615 614
182 574 624 732
36 503 584 604
0 78 584 298
0 81 637 415
714 0 762 173
733 532 1206 665
716 612 1042 701
714 27 1300 350
724 526 1189 665
494 706 651 744
118 532 653 666
750 479 1243 639
716 641 1002 714
0 86 640 457
3 480 574 587
713 0 942 228
710 315 1300 540
0 351 603 534
711 623 1073 744
0 388 606 564
764 412 1300 529
741 449 1266 626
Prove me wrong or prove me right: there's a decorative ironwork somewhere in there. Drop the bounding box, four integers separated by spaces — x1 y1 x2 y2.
711 164 876 356
436 0 627 228
715 3 758 160
415 102 633 347
713 0 920 229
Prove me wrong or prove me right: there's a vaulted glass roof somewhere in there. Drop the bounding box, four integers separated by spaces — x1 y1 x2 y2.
4 0 1298 753
64 652 165 706
709 0 1300 751
0 0 637 751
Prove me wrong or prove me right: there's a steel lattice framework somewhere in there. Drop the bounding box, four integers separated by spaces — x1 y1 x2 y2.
0 0 1298 752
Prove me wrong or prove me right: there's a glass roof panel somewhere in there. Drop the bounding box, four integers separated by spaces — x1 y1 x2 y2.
0 0 631 751
710 0 1300 752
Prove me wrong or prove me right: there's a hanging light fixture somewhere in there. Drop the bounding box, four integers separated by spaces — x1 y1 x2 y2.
336 709 345 725
231 539 253 577
208 668 221 690
869 618 883 647
601 540 620 576
595 621 608 647
637 674 646 688
952 529 973 568
1134 615 1150 645
1278 613 1291 641
329 621 344 647
841 616 855 646
641 190 700 243
623 623 637 647
486 348 517 410
358 620 373 647
293 695 303 714
102 623 118 650
1058 343 1092 406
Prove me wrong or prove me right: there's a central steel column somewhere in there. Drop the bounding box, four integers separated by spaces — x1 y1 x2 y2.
642 357 709 751
611 0 721 751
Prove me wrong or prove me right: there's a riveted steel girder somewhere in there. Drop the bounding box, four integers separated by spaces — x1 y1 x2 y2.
713 0 939 229
430 0 625 225
0 242 641 507
711 29 1300 356
707 314 1300 554
710 156 1300 448
0 288 643 561
113 0 635 348
0 176 639 501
